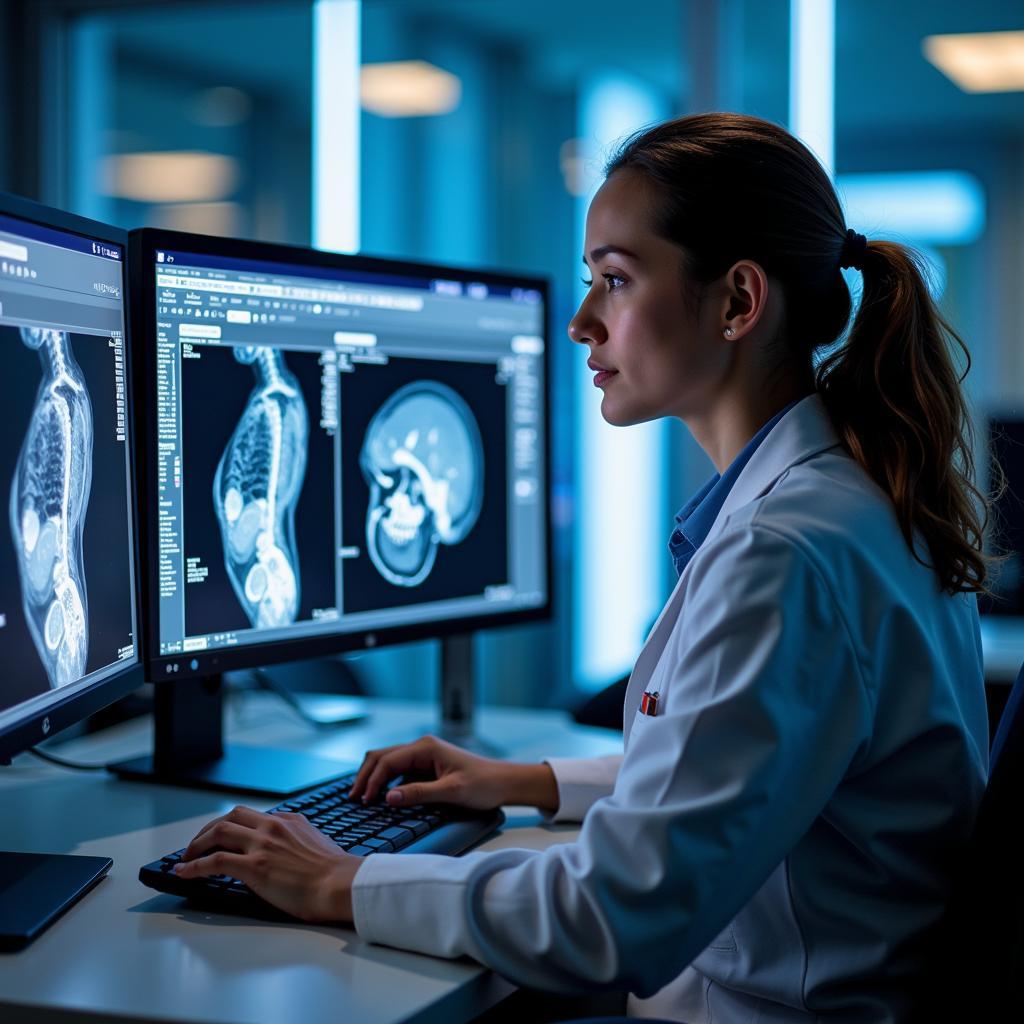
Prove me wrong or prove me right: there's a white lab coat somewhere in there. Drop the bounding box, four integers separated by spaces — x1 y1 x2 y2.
351 395 988 1023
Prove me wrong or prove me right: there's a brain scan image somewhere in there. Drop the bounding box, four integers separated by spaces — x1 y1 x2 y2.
359 381 484 587
213 345 308 629
9 328 93 687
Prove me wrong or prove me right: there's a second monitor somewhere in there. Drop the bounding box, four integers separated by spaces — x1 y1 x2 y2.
125 230 550 787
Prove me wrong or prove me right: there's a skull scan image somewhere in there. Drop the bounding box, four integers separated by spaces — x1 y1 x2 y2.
213 346 308 629
360 381 484 587
9 328 93 687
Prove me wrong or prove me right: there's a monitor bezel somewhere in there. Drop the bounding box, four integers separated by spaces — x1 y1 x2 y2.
0 191 143 764
129 227 554 683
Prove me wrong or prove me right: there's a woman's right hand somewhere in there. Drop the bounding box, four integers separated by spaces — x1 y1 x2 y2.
347 734 515 812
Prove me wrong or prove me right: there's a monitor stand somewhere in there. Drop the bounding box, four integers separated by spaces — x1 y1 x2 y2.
438 635 503 757
107 674 357 796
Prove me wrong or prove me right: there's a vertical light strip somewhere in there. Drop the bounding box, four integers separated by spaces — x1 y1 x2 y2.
313 0 361 252
574 75 668 691
789 0 835 175
69 17 113 222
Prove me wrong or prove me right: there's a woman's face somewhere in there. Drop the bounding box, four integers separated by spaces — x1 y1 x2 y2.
568 169 730 427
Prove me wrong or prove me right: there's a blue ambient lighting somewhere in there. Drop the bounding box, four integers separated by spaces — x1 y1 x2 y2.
836 172 986 247
574 74 669 691
313 0 361 253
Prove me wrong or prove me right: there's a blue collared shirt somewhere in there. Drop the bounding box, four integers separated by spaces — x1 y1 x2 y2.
668 400 802 577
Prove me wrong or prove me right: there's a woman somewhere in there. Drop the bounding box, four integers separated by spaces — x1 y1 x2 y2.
175 114 990 1023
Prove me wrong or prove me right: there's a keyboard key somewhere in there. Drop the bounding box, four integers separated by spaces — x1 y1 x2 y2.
347 845 375 856
398 820 430 837
363 837 394 852
377 826 415 848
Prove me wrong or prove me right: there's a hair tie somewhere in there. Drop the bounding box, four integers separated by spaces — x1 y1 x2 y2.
839 228 868 271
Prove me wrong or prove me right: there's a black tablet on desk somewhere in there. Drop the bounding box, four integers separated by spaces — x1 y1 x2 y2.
0 852 112 952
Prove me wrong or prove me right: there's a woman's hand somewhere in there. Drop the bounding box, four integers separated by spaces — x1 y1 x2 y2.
347 734 559 815
348 733 509 810
174 806 361 923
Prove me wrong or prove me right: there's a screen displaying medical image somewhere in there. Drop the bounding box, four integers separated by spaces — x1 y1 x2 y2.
340 357 509 614
179 343 335 638
10 327 93 687
152 246 547 660
0 324 134 709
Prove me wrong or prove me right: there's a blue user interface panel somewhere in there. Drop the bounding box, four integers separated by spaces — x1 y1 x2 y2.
152 249 547 658
0 213 137 726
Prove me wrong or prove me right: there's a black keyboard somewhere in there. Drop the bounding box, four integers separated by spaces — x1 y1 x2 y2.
139 771 505 919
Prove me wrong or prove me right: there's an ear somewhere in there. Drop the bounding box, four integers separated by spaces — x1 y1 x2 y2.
721 260 769 340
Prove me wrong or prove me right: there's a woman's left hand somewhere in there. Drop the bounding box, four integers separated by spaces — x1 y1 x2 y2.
174 805 362 923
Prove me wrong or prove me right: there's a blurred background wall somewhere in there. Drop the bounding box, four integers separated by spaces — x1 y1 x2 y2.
3 0 1022 713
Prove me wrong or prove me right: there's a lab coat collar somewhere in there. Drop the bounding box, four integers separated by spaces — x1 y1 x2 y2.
703 394 842 547
628 395 841 701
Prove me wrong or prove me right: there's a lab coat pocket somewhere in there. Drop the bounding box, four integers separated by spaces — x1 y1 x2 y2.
626 705 659 751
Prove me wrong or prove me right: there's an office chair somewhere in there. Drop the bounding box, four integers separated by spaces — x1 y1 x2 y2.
910 659 1024 1020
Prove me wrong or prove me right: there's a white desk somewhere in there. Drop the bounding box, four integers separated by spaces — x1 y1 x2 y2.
0 695 623 1024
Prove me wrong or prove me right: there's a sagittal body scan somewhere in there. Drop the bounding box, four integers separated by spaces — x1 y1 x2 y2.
213 345 308 629
360 381 483 587
9 328 94 688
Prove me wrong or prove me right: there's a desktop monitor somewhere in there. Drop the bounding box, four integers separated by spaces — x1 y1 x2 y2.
120 228 550 791
982 415 1024 618
0 191 141 947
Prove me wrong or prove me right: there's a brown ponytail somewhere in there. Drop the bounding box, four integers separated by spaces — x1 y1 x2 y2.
608 113 990 594
815 242 987 593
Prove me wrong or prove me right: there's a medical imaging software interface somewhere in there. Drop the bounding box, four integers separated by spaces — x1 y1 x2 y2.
153 250 547 658
0 214 136 721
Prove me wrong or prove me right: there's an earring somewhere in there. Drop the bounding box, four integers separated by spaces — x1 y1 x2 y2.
723 327 736 338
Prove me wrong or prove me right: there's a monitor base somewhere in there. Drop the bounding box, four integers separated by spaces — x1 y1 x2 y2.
0 851 111 952
106 673 353 796
108 744 354 797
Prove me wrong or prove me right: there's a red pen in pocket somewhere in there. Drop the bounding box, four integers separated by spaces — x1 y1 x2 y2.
640 690 660 716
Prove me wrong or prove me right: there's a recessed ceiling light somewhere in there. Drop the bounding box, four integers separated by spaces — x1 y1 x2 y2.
923 30 1024 93
360 60 461 117
100 152 239 204
152 202 243 237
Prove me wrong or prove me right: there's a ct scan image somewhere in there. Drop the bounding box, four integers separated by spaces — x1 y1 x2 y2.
0 324 134 708
213 345 308 629
340 357 508 614
180 343 335 637
9 328 93 688
360 380 484 588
